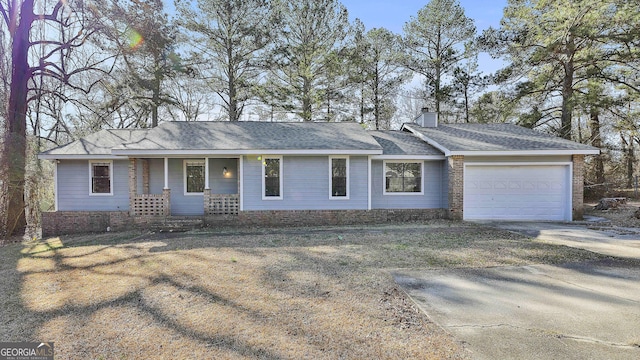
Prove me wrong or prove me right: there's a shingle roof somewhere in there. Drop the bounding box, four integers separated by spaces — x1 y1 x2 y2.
112 121 383 153
40 121 597 159
369 131 443 156
404 123 599 154
39 129 148 157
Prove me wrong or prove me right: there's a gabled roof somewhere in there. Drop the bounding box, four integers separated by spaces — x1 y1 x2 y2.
39 120 600 160
369 131 444 159
402 123 600 156
110 121 382 156
39 129 149 159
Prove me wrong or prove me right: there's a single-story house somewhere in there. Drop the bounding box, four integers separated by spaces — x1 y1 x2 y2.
38 110 599 235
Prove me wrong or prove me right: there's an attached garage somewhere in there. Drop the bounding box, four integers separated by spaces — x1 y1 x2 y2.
464 164 571 221
403 120 599 222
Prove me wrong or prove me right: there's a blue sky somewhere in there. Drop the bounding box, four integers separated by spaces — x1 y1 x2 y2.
341 0 506 34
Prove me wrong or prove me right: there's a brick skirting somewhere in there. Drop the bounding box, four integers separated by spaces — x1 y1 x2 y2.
41 211 133 236
42 208 448 236
572 155 585 221
227 209 448 227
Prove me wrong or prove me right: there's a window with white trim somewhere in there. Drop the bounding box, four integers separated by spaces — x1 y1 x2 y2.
90 160 113 195
262 156 282 199
184 160 205 194
384 161 423 194
329 156 349 198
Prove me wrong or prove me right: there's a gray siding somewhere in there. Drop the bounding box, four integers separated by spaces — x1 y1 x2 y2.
168 158 203 215
242 155 368 211
442 160 449 208
209 158 239 194
371 160 445 209
149 158 165 194
57 159 130 211
146 158 239 216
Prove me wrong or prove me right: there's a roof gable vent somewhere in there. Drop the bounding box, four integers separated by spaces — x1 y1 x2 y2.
415 108 438 128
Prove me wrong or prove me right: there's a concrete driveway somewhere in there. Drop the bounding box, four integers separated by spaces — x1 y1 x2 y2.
393 222 640 360
487 220 640 259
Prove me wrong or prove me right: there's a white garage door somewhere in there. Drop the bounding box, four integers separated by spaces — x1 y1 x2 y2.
464 165 570 221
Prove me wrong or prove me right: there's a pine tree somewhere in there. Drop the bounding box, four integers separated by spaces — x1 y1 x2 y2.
482 0 639 139
263 0 350 121
402 0 476 122
177 0 277 122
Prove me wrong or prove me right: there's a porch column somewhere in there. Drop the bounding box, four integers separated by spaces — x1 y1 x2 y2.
163 157 169 189
239 156 244 212
448 155 464 220
54 160 59 211
163 157 170 216
205 157 210 190
129 158 138 216
367 156 372 210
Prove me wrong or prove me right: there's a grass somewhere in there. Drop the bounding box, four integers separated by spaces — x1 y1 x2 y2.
0 221 610 359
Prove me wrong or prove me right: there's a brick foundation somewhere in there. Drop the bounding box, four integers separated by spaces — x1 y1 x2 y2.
208 208 448 228
42 208 448 236
41 211 133 236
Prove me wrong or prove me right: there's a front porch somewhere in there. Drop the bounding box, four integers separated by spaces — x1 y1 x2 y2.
128 157 241 217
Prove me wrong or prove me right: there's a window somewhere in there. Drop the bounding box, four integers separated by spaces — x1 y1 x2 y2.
90 161 112 195
262 156 282 199
330 156 349 199
384 161 423 194
184 160 205 194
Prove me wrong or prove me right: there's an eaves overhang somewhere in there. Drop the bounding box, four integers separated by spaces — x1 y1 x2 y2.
110 149 384 157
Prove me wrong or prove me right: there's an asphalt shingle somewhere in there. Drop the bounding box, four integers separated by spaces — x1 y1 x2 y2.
40 129 149 157
113 121 382 152
404 123 599 153
369 131 442 156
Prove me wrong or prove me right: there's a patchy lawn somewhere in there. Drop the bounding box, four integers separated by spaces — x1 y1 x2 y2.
585 201 640 229
1 221 608 359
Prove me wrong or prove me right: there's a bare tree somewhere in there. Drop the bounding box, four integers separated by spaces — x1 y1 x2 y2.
98 0 184 128
0 0 106 236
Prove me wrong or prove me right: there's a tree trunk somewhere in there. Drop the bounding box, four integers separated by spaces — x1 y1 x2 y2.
359 84 365 125
374 68 380 130
228 41 239 122
2 0 34 237
588 108 605 184
464 82 470 123
302 76 312 121
434 25 443 122
152 66 161 128
229 78 238 121
626 135 635 189
620 132 635 189
560 39 575 140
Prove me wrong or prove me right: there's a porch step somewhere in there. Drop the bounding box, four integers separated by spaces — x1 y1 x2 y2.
149 216 204 232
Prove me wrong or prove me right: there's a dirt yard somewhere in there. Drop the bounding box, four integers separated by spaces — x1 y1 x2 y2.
0 221 609 359
585 200 640 229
